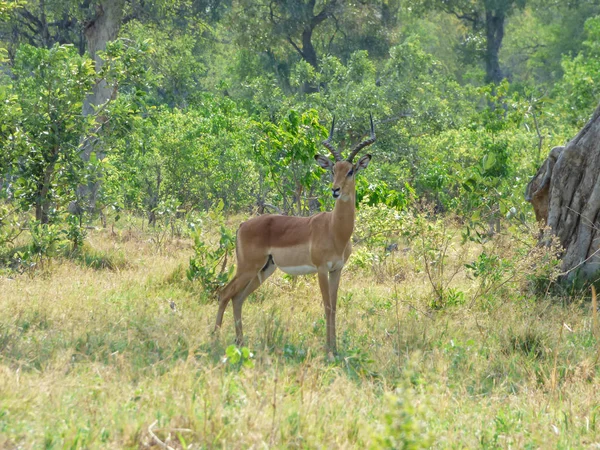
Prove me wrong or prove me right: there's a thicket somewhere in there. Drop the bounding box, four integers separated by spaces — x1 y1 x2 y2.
0 1 599 284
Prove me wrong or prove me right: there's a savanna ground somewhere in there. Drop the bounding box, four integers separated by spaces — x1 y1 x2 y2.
1 214 600 449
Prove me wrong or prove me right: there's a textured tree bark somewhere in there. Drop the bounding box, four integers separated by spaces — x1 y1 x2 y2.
300 26 319 94
484 8 505 84
78 0 124 212
526 103 600 279
277 0 336 93
83 1 124 117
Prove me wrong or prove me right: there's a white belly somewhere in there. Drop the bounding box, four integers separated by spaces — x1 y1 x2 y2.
278 265 318 276
327 260 344 271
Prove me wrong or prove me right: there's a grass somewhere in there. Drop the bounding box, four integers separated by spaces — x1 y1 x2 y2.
1 222 600 448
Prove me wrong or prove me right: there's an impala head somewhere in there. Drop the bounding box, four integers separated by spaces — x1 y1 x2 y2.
315 115 375 200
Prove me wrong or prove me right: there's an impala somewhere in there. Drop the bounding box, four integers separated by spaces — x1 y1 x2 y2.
215 116 375 353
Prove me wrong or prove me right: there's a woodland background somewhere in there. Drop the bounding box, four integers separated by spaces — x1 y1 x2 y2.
2 0 600 448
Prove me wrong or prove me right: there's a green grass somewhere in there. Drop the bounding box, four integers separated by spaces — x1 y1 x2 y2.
1 226 600 448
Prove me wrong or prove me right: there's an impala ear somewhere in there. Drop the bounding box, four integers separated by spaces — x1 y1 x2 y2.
354 154 371 173
315 154 334 170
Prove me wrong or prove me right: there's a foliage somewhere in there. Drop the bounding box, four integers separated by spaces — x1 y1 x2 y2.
105 96 258 217
372 389 431 449
0 204 23 256
557 15 600 126
224 344 255 369
187 202 236 294
120 20 206 107
8 44 95 224
253 109 325 215
405 212 464 309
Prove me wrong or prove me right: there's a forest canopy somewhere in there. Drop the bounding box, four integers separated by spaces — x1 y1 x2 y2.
1 0 600 274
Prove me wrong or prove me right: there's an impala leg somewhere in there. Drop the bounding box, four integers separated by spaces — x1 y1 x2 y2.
215 293 231 331
217 257 276 343
232 294 245 345
328 269 342 355
232 261 276 345
215 271 255 332
317 271 333 352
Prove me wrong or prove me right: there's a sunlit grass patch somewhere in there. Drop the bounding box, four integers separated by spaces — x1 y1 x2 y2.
74 243 130 271
2 224 600 448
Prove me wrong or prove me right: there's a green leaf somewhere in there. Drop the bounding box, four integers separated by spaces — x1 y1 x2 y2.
483 153 496 171
225 345 241 364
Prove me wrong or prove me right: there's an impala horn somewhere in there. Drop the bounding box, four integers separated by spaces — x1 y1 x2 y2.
322 117 343 161
346 114 375 162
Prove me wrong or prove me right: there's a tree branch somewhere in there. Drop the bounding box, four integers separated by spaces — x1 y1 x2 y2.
18 9 43 30
287 36 305 59
311 0 336 28
268 0 280 25
445 7 481 29
15 15 40 36
327 13 341 52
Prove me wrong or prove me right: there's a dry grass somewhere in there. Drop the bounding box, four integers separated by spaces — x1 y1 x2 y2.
1 223 600 449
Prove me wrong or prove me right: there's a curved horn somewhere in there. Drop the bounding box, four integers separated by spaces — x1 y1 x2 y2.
321 117 343 161
346 114 375 162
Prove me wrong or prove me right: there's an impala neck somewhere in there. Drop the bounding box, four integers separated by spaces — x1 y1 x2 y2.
332 189 356 246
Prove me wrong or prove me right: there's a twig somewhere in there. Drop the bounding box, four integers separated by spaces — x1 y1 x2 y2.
558 246 600 277
593 285 598 338
148 420 176 450
550 324 565 392
154 427 193 433
393 283 402 369
353 227 403 245
398 298 433 319
269 365 279 446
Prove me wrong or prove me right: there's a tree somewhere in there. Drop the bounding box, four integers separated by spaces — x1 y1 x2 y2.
526 102 600 279
3 0 190 212
9 44 95 224
0 1 87 56
500 2 600 86
417 0 526 84
232 0 336 92
253 109 324 215
556 15 600 126
78 0 125 211
0 1 127 213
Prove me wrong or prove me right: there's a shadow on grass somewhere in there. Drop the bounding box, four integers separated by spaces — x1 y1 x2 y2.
71 245 130 271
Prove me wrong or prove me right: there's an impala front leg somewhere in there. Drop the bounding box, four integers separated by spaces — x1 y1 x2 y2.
328 268 342 354
318 270 335 353
232 296 245 345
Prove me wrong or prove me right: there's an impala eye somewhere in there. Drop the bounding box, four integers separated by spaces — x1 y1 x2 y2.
347 169 354 177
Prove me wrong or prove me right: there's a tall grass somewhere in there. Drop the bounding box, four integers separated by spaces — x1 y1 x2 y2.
1 225 600 448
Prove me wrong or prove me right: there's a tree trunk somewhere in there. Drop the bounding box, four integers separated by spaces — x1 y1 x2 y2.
301 26 318 70
36 160 56 224
301 26 319 94
281 0 335 94
78 0 124 213
83 0 124 118
485 8 505 84
301 27 319 94
526 103 600 279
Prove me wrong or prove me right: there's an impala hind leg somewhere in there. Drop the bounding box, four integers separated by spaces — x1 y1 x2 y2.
215 256 275 344
232 257 276 345
215 272 255 332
